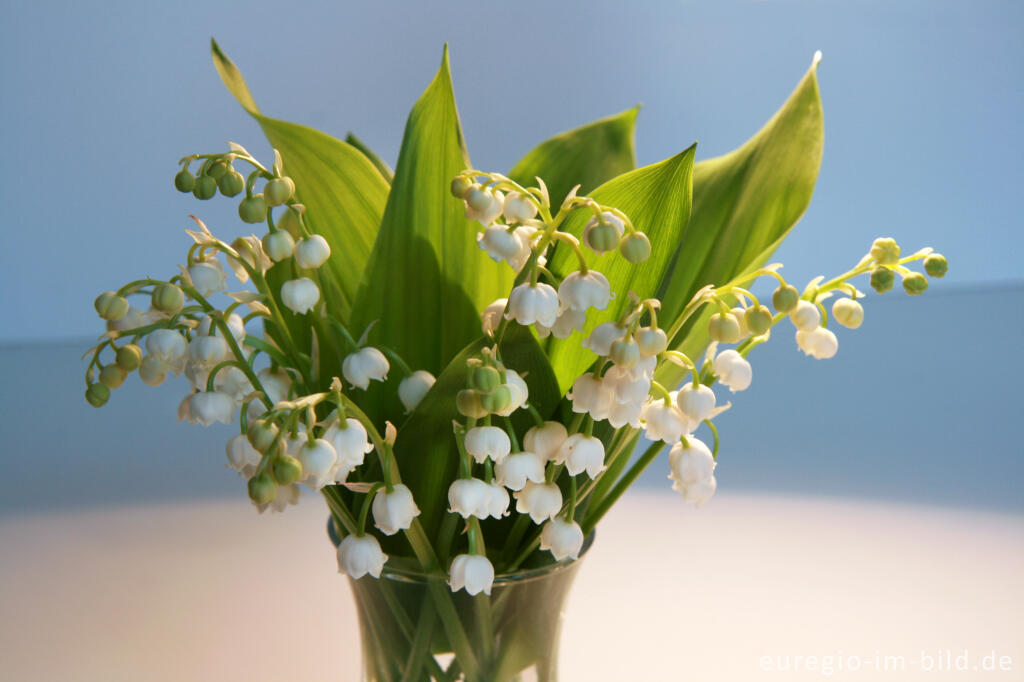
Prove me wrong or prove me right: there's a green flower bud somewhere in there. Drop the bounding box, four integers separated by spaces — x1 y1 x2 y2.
772 284 799 313
481 385 512 413
610 337 641 368
239 194 268 223
85 382 110 407
745 305 773 335
218 170 244 198
262 230 295 262
831 297 864 329
247 420 280 453
870 266 895 293
470 365 501 393
192 174 217 200
99 364 127 389
870 237 901 265
635 326 668 357
924 253 948 278
903 272 929 296
94 291 129 321
277 206 302 239
585 222 621 253
248 471 278 505
456 389 487 419
115 344 142 371
272 454 302 486
264 177 295 207
206 159 229 180
708 312 741 343
151 283 184 315
619 232 652 263
174 168 195 193
450 175 473 198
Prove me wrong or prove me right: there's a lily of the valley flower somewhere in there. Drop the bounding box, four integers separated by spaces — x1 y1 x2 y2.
495 369 529 417
535 308 586 340
464 426 511 464
188 390 235 426
139 355 168 386
713 349 752 392
832 297 864 329
464 186 504 225
448 477 492 519
668 437 717 507
581 321 626 357
485 482 510 519
502 191 538 224
556 433 605 478
323 417 374 482
294 234 332 269
603 364 652 405
477 225 524 265
582 211 625 254
523 421 568 462
196 313 245 343
676 382 716 424
641 400 691 444
540 518 585 561
495 451 545 491
188 257 227 297
256 367 292 405
789 300 821 331
225 433 262 478
145 329 187 374
607 399 643 429
214 366 253 404
280 277 320 314
514 481 563 524
449 554 495 596
558 270 612 312
795 326 839 359
398 370 436 412
372 484 420 535
505 282 559 328
337 534 388 579
481 298 507 335
567 374 614 421
296 438 338 490
343 347 390 390
255 480 301 514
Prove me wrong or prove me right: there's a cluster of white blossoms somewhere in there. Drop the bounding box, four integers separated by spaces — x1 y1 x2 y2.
85 148 947 598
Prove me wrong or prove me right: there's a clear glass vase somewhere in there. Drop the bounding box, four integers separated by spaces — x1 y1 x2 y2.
346 540 591 682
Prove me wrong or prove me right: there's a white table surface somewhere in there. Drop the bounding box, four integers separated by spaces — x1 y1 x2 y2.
2 491 1021 681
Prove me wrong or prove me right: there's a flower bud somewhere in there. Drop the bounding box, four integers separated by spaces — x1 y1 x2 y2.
272 454 302 485
85 382 110 407
582 212 624 254
832 297 864 329
635 326 668 357
115 344 142 371
264 177 295 206
262 230 295 262
281 277 320 314
708 312 741 343
789 300 821 332
456 389 488 419
151 283 184 315
138 355 168 386
470 365 501 392
903 272 929 296
206 159 229 180
174 168 195 192
99 364 127 389
248 471 278 505
924 253 948 278
192 174 217 200
248 419 280 453
480 385 512 414
772 284 799 313
94 291 129 321
464 186 504 225
239 194 268 223
870 266 895 293
609 337 641 368
398 370 435 412
745 305 773 335
218 170 244 197
870 237 901 265
619 231 651 263
294 235 331 269
450 175 473 198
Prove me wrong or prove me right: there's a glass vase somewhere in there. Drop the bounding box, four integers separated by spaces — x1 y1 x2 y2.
346 540 591 682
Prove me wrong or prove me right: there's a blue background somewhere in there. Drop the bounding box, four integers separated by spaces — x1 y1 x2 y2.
0 0 1021 514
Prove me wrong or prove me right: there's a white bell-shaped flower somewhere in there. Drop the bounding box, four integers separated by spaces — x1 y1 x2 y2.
449 554 494 596
556 434 605 478
372 484 420 535
139 355 168 386
795 327 839 359
523 421 568 462
495 451 546 491
789 300 821 331
323 417 374 482
185 335 231 389
145 329 187 374
343 347 390 390
676 382 716 424
196 313 245 343
481 298 508 335
641 400 690 444
281 277 320 314
297 438 338 490
514 481 563 524
337 533 388 579
582 321 626 357
495 369 529 417
540 518 585 561
188 391 235 426
477 225 524 265
214 366 253 404
398 370 435 412
509 226 537 271
448 478 492 519
188 258 227 297
603 364 652 405
668 437 717 507
464 186 504 226
582 212 625 254
502 191 538 224
464 426 511 464
832 297 864 329
485 482 510 519
294 234 332 269
567 374 614 421
607 399 643 429
505 282 559 328
226 433 262 478
682 477 717 506
256 481 301 514
535 308 586 340
257 368 292 405
713 349 753 392
106 305 148 333
558 270 612 312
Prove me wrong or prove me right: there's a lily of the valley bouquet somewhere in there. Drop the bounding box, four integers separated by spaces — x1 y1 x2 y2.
83 42 947 681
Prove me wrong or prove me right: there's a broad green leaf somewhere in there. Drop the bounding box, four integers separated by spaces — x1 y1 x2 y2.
349 46 513 425
390 325 561 542
211 39 390 324
543 145 697 392
345 132 394 183
508 107 639 209
654 57 824 389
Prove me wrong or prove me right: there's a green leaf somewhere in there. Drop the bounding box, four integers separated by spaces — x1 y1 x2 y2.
348 46 514 425
392 325 560 541
345 132 394 183
655 56 824 388
543 144 697 392
508 107 639 209
211 39 390 324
